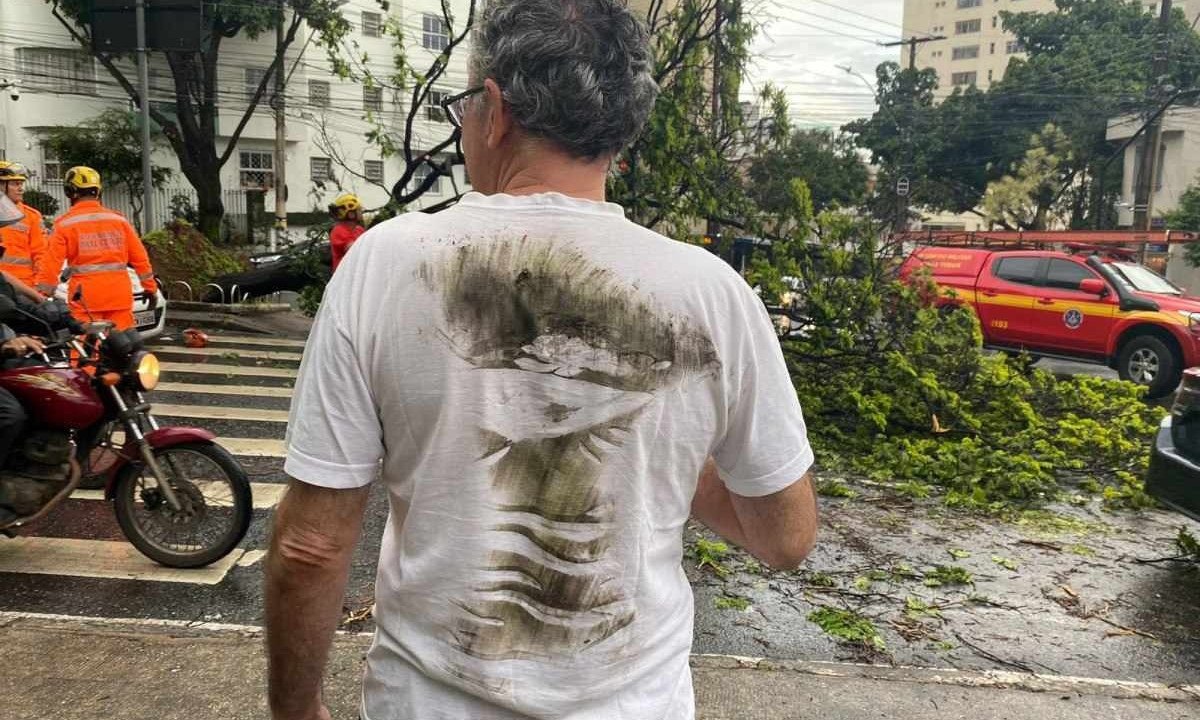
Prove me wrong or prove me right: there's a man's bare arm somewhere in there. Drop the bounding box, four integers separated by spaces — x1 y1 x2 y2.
265 479 371 720
691 459 817 570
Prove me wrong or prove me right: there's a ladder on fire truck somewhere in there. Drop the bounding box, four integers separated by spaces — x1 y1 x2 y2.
890 229 1200 249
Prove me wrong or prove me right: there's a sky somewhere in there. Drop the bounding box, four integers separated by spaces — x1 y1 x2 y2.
745 0 907 129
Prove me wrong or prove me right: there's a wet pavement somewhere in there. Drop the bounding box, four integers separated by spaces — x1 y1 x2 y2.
1 326 1197 690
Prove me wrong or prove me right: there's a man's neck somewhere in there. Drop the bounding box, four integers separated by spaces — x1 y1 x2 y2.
495 147 610 202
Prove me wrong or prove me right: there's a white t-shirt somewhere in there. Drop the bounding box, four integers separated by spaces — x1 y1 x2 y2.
284 192 812 720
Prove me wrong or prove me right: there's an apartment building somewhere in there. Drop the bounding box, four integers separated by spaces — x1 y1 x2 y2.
904 0 1197 94
0 0 473 235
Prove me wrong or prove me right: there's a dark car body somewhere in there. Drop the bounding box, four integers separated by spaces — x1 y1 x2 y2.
1148 368 1200 521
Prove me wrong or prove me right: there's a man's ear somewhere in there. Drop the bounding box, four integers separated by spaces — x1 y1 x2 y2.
483 78 511 150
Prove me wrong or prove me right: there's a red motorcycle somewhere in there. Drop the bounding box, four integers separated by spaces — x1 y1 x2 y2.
0 298 252 568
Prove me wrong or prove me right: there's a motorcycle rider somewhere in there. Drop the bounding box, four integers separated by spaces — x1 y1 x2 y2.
0 161 48 304
328 193 365 271
0 193 47 525
37 166 158 331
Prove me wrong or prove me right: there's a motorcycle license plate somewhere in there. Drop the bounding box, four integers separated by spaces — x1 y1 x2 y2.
134 310 156 328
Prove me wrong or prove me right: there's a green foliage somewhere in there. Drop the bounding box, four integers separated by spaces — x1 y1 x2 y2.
747 129 866 234
1165 178 1200 267
40 110 172 231
692 538 732 577
904 597 942 620
807 606 886 651
982 124 1073 230
923 565 974 587
991 555 1019 571
947 548 971 559
289 223 335 317
142 220 245 289
779 214 1166 506
20 189 58 220
815 478 858 499
1176 527 1200 559
714 594 750 611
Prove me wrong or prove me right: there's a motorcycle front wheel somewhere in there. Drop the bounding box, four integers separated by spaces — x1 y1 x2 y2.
113 442 252 568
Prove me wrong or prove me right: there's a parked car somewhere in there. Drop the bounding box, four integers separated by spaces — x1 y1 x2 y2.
53 268 167 340
901 245 1200 398
1147 368 1200 521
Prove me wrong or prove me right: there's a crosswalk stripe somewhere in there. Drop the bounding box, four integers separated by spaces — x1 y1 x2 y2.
110 433 286 458
0 538 263 584
72 483 288 510
161 362 298 379
193 336 306 349
154 346 303 362
156 382 293 398
153 404 289 423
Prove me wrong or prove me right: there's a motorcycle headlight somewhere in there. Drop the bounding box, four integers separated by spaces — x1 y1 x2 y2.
134 352 160 391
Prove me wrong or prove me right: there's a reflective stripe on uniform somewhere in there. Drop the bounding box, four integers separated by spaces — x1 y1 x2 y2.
67 262 127 276
56 212 128 229
7 223 29 233
138 272 154 281
0 257 33 266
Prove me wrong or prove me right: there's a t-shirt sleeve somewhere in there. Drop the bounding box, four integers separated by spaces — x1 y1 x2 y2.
284 279 383 488
711 280 814 497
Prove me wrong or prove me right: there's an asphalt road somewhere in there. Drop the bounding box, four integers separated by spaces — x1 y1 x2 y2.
1 328 1196 690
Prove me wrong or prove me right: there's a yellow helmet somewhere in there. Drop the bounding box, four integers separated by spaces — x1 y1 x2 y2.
64 166 102 192
329 193 362 220
0 161 28 182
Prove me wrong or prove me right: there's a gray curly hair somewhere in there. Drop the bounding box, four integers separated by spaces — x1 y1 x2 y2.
471 0 659 159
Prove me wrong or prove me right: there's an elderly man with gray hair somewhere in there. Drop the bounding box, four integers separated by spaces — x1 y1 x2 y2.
265 1 817 718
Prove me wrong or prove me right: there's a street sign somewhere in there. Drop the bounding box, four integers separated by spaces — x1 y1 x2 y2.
896 177 910 197
91 0 204 53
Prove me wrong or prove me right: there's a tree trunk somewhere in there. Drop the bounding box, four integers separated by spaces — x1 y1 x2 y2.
195 172 225 242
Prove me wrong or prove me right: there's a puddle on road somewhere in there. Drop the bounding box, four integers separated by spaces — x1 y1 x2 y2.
688 483 1200 685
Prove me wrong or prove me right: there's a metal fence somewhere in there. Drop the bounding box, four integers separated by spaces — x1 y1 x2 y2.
24 183 251 239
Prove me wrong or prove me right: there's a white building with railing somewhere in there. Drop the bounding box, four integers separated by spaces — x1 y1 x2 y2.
0 0 474 242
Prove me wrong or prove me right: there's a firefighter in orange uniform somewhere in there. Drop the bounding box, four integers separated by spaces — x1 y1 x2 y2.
38 167 157 330
0 162 48 300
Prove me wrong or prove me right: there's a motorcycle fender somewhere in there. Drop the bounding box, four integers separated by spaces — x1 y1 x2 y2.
104 427 218 500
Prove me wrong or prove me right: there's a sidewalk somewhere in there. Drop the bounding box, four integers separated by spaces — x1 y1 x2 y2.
1 615 1195 719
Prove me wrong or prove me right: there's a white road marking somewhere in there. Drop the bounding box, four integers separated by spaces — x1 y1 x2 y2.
0 610 372 638
161 362 297 379
0 538 261 584
109 433 286 458
154 346 303 362
236 550 267 567
72 483 287 510
170 335 307 349
156 382 293 398
152 404 289 423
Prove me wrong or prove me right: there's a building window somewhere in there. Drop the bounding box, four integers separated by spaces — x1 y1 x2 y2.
412 162 442 195
426 89 448 122
990 42 996 54
245 67 268 100
239 151 274 189
1006 40 1025 54
309 80 330 108
364 160 385 184
16 47 96 95
957 0 982 7
952 45 980 60
362 11 383 38
363 85 383 112
311 157 332 183
988 69 994 81
992 15 997 28
955 19 981 34
41 146 64 184
951 71 978 86
423 13 449 51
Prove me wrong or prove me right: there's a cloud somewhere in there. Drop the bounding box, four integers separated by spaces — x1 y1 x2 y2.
744 0 906 129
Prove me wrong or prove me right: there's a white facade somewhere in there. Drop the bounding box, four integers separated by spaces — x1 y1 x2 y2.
0 0 473 237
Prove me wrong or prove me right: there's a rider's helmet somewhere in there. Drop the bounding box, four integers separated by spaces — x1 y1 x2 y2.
0 161 28 184
63 166 102 197
329 193 362 221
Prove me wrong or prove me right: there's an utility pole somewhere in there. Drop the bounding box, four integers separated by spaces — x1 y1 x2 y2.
272 0 287 252
876 35 943 232
1134 0 1172 232
707 0 725 240
135 0 153 233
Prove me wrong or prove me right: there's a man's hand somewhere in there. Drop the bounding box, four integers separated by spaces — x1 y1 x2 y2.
145 292 158 311
2 336 45 357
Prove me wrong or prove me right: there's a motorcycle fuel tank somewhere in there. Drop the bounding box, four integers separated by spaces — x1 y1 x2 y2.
0 366 104 429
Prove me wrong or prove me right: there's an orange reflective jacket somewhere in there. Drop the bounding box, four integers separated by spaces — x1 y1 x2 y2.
39 200 157 312
0 202 46 286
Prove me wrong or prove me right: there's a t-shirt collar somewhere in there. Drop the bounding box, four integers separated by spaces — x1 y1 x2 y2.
458 191 625 217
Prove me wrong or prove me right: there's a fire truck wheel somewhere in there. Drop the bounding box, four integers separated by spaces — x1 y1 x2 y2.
1117 334 1180 399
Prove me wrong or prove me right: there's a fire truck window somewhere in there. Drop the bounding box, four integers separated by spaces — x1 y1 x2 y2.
1044 259 1095 291
993 257 1040 285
